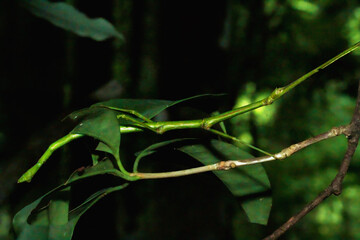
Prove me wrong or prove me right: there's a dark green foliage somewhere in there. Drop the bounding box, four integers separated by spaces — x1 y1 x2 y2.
15 95 274 238
179 139 271 225
71 108 121 161
20 0 125 41
13 162 128 240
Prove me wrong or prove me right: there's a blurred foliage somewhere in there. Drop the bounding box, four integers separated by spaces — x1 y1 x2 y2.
2 0 360 239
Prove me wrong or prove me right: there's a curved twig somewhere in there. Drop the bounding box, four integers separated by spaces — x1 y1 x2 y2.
263 80 360 240
131 125 348 179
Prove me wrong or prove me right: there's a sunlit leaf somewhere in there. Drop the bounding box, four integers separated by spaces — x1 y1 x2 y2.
13 184 127 240
20 0 124 41
179 139 272 225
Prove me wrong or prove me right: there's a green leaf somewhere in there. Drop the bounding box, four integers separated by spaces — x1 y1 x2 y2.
14 160 125 239
91 153 100 165
13 187 70 240
93 94 223 120
241 197 272 226
95 141 114 156
13 184 127 240
70 108 120 161
179 139 272 225
20 0 125 42
68 184 128 222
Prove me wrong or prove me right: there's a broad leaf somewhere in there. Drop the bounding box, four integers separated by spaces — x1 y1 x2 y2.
14 161 126 240
70 108 120 160
241 197 272 226
179 139 272 225
13 187 70 240
95 142 115 157
20 0 124 41
13 184 127 240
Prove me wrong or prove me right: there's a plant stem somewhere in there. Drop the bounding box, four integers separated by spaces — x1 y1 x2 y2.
131 164 218 179
132 125 348 180
264 80 360 240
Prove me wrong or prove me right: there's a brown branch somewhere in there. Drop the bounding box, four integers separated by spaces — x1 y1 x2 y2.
263 80 360 240
133 125 347 180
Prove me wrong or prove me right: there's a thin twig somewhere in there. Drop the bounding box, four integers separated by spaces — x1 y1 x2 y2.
132 125 348 180
263 80 360 240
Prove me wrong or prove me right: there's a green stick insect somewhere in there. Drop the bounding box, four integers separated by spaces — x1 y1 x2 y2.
18 41 360 183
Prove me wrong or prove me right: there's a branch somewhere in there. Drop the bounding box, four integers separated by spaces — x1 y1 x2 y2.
131 125 348 179
263 80 360 240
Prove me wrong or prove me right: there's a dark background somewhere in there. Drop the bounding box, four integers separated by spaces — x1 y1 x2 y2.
2 0 360 239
